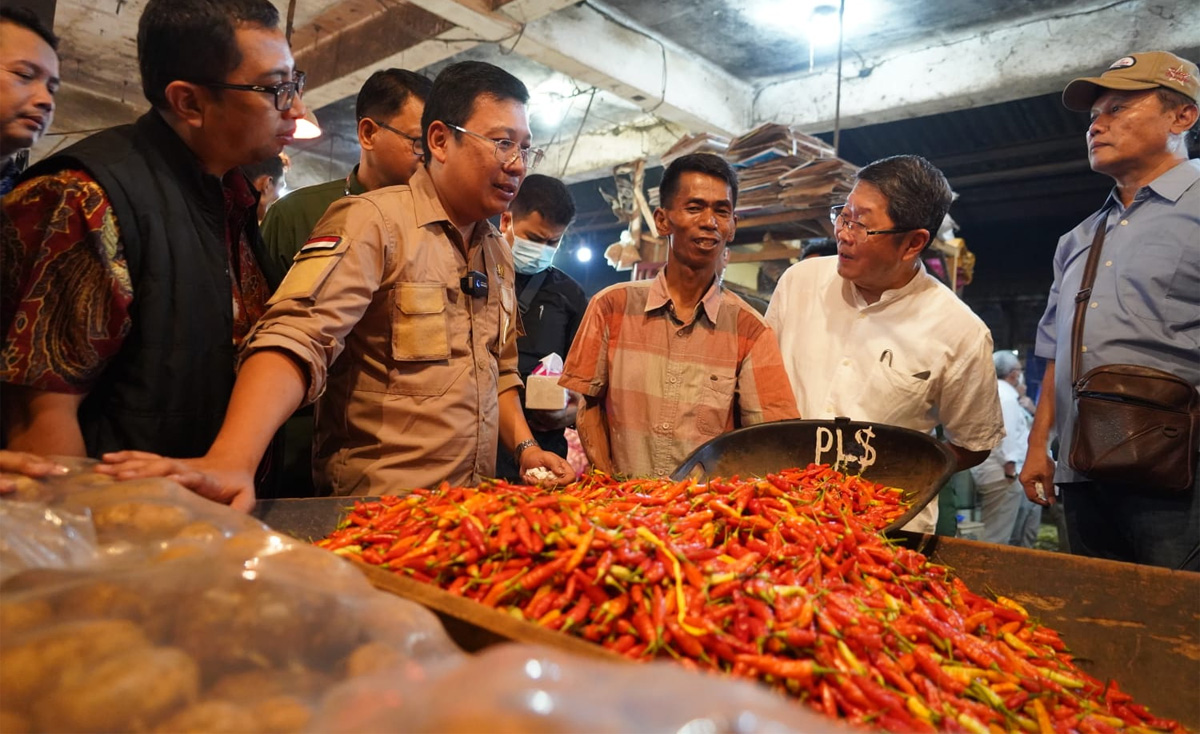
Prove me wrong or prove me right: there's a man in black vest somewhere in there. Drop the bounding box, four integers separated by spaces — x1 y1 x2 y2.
1 0 305 461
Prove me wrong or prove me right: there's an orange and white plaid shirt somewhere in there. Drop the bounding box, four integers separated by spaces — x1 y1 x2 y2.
560 270 799 478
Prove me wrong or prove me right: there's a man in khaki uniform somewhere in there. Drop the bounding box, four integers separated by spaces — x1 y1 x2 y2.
100 61 574 506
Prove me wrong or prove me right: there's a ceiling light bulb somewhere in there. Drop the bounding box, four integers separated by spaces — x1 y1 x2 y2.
807 4 841 47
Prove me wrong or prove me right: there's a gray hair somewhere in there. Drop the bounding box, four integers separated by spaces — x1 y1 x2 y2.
993 351 1021 379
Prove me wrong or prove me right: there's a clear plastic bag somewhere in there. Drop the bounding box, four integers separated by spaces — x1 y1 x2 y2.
313 644 854 734
2 459 267 568
0 536 461 733
0 501 99 581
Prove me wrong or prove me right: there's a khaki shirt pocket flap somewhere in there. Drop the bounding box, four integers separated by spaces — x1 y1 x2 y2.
398 282 447 315
392 282 451 361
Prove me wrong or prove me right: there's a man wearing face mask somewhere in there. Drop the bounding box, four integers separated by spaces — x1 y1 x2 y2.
494 174 587 480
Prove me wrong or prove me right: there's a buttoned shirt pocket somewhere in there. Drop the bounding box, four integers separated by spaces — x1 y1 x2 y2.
392 282 451 361
268 236 349 304
695 371 737 435
875 360 933 424
1116 241 1190 322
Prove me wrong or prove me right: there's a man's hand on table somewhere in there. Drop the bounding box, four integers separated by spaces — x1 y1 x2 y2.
0 450 69 493
98 451 257 512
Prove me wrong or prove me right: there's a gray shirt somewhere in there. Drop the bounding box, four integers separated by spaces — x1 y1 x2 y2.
1035 158 1200 484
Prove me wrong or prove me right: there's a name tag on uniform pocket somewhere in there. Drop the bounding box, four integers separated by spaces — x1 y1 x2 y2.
298 236 342 254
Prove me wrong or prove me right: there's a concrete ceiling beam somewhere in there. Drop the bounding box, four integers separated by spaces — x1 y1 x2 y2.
291 0 459 109
294 0 577 109
513 3 754 136
538 115 688 183
31 85 145 163
754 0 1199 134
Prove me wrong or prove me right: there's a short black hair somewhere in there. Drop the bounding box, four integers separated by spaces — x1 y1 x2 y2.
241 153 285 182
0 6 58 50
854 155 953 250
138 0 280 110
659 152 739 209
356 69 433 122
801 237 838 258
420 61 529 156
510 174 576 227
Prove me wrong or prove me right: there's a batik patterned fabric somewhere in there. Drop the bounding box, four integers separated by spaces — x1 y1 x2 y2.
2 170 132 393
2 168 270 394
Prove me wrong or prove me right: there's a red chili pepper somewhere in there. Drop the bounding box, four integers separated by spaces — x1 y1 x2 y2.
319 470 1181 734
631 610 657 645
518 557 567 591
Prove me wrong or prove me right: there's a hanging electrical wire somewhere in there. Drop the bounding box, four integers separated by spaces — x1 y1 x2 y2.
832 0 846 155
560 87 599 178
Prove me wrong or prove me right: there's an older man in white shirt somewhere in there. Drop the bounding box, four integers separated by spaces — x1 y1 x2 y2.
766 155 1004 534
970 351 1032 543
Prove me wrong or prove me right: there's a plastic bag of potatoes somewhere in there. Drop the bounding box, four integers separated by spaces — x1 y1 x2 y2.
0 459 269 579
0 532 462 734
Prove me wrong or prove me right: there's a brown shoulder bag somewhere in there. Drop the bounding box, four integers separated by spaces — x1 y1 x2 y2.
1066 222 1200 493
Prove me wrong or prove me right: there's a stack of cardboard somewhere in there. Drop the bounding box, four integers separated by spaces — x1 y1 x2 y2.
717 123 856 218
660 132 730 168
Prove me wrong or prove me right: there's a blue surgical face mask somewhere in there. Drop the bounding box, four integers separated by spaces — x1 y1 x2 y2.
511 235 557 274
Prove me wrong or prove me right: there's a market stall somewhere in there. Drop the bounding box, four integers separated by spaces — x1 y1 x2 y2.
3 438 1196 733
254 487 1200 732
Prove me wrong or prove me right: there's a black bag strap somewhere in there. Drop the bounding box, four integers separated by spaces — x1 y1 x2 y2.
517 269 549 316
1070 217 1109 386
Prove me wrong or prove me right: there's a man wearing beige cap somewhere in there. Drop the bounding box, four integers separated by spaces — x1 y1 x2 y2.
1021 51 1199 570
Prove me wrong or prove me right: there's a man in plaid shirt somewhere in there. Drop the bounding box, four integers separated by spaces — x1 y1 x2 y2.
560 153 799 478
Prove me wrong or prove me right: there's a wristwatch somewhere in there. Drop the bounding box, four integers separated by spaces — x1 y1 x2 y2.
513 438 540 462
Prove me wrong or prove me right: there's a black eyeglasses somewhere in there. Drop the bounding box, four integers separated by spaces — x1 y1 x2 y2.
830 204 917 238
199 70 306 111
445 123 544 169
367 118 423 155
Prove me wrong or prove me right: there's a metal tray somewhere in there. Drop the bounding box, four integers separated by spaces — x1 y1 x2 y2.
670 417 956 532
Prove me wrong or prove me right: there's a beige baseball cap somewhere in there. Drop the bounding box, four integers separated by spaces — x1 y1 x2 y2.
1062 51 1199 111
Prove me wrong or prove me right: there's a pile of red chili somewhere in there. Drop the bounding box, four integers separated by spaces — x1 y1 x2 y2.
316 466 1186 733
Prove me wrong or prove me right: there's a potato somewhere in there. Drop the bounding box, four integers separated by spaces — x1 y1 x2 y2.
0 598 52 636
63 479 176 508
173 582 358 673
173 520 226 542
91 501 191 543
57 580 153 624
252 696 313 734
0 709 30 733
153 543 208 564
152 700 257 733
207 668 331 705
0 618 149 707
344 641 402 678
32 646 199 733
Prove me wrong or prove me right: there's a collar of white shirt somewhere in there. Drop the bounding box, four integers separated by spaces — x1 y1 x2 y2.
844 261 932 310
